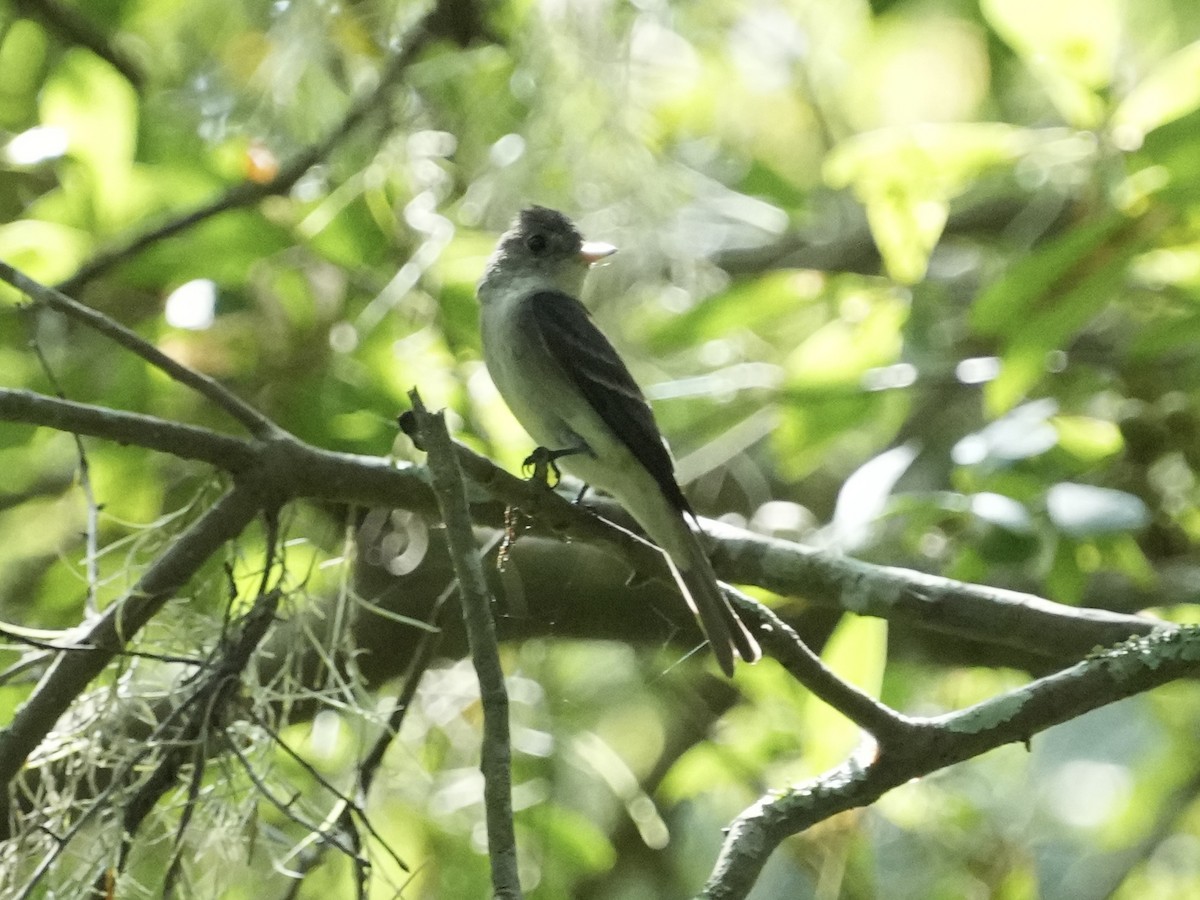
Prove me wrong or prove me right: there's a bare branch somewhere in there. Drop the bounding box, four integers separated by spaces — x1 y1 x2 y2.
51 0 489 296
11 0 145 90
0 381 1156 669
407 390 522 900
0 264 280 437
283 576 456 891
730 586 915 742
702 627 1200 899
709 193 1068 277
0 388 258 470
708 519 1156 661
0 483 266 836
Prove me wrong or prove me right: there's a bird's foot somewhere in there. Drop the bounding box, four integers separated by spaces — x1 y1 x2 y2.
522 445 585 487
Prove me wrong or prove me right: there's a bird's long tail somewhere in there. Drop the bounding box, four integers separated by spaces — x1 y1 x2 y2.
661 518 761 676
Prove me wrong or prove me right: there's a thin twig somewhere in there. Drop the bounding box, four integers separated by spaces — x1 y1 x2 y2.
162 717 212 899
11 0 145 90
727 586 917 744
50 0 487 296
22 329 101 614
408 389 522 900
284 574 460 893
0 267 280 437
95 589 282 895
225 738 360 861
361 576 460 795
246 708 409 876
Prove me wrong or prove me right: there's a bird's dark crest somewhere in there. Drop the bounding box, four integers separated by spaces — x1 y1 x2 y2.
516 206 581 240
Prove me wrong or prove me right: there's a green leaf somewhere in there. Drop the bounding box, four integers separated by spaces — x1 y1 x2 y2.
825 123 1032 282
801 614 888 775
519 805 616 874
1133 107 1200 207
784 288 908 384
981 0 1118 126
0 19 50 130
771 389 890 480
971 214 1128 335
648 270 826 354
971 212 1150 412
40 50 138 231
0 219 92 283
1111 41 1200 146
1053 415 1124 462
123 209 294 286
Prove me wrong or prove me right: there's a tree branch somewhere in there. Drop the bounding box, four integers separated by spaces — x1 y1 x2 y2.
0 247 1154 676
0 276 1165 857
702 627 1200 899
11 0 145 90
0 382 1157 670
51 0 490 296
0 329 1183 891
0 263 281 437
0 483 266 837
731 586 915 742
709 192 1067 277
0 388 258 470
407 390 521 899
708 519 1157 661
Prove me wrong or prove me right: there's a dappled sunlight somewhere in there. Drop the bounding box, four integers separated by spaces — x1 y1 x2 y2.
3 0 1200 896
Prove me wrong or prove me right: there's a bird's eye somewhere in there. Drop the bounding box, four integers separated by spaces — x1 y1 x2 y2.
525 233 548 255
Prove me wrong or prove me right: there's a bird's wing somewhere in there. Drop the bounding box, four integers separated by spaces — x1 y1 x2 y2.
522 290 691 513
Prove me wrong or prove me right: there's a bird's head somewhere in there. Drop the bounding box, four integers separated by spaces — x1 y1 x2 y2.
479 206 616 300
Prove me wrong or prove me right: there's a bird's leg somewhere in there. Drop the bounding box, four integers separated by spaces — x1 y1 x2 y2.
522 445 586 487
501 445 584 573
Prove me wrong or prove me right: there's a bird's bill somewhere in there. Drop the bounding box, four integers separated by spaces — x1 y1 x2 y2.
579 241 617 265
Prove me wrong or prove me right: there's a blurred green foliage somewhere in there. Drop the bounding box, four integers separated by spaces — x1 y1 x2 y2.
3 0 1200 897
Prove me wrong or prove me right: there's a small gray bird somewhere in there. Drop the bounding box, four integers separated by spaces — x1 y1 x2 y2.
477 206 761 675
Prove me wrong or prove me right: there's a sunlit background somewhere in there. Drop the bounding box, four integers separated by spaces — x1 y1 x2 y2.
3 0 1200 896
